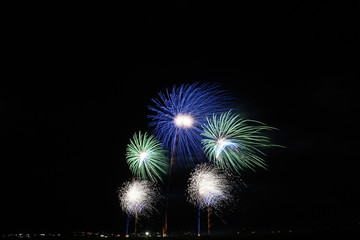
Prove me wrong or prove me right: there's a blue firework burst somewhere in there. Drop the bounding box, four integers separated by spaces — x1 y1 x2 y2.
147 82 233 166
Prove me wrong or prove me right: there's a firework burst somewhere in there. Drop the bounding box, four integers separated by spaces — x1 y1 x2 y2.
186 163 234 210
126 131 169 182
201 110 282 174
186 163 240 235
148 82 233 236
118 179 161 234
147 82 233 166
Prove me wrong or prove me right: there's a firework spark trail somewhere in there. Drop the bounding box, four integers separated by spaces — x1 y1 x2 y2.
118 179 160 235
148 82 233 236
126 131 169 182
201 110 283 174
125 213 130 236
162 129 178 236
186 163 237 235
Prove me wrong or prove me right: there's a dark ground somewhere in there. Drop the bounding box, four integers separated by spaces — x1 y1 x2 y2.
2 230 360 240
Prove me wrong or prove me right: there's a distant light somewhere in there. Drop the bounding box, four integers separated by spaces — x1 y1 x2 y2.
174 114 194 128
145 232 149 236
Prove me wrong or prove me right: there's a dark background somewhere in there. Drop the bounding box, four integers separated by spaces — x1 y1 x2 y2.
1 0 359 235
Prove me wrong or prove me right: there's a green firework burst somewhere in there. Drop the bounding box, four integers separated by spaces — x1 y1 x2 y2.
201 110 282 174
126 131 169 182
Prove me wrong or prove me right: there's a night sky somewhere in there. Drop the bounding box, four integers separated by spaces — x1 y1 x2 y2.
1 0 359 235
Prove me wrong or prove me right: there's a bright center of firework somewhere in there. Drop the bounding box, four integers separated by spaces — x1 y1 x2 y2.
198 173 222 197
138 151 149 166
174 114 194 129
215 138 237 158
126 185 144 205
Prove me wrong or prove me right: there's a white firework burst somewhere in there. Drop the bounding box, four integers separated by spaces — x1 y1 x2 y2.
186 163 234 210
118 179 160 218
